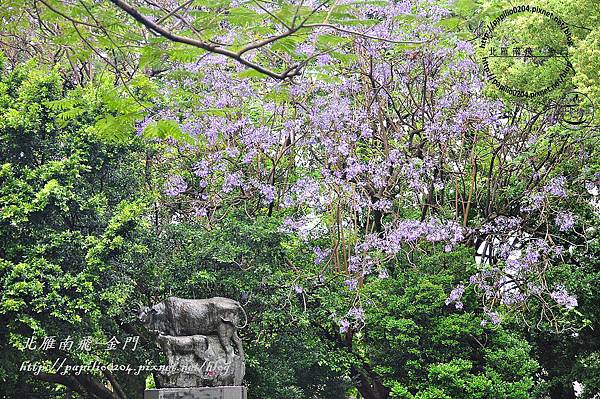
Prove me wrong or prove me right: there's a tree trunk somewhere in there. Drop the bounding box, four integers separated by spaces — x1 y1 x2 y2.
550 383 576 399
351 364 390 399
33 372 122 399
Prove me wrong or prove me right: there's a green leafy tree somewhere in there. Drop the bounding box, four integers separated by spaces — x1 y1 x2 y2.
0 62 154 399
362 248 539 399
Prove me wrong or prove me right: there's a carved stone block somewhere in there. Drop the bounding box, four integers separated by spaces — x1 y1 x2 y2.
156 335 244 387
144 387 247 399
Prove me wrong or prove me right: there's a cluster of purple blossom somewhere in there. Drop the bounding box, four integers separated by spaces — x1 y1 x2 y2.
339 306 365 334
313 247 332 265
462 236 579 314
363 218 465 255
555 211 576 232
544 176 568 198
141 0 590 329
164 175 188 197
480 310 501 326
445 284 465 310
480 216 522 234
550 285 578 310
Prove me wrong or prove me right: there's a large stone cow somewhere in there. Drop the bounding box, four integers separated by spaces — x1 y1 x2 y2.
138 296 246 362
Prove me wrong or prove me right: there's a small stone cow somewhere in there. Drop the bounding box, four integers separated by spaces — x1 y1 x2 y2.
139 297 246 362
156 334 207 369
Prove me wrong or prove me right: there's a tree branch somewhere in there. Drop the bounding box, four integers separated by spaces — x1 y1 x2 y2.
107 0 301 79
237 27 301 56
32 372 87 396
37 0 100 28
303 22 427 44
102 369 128 399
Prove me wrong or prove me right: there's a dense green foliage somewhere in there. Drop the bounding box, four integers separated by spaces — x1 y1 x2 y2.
363 249 539 399
0 64 152 398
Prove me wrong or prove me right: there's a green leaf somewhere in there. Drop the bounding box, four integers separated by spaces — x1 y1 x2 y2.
143 119 195 144
227 7 263 26
439 17 465 30
452 0 480 15
237 68 270 79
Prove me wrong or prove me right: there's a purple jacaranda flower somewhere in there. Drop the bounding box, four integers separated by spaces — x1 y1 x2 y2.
242 148 257 164
361 259 373 277
348 255 361 273
372 199 393 212
339 319 350 334
500 290 526 306
313 247 331 265
480 216 522 234
455 40 474 54
293 285 303 294
344 278 358 290
259 184 276 203
164 175 187 196
225 147 240 158
555 211 575 232
348 307 365 323
521 193 545 213
136 115 153 136
182 118 202 137
192 160 210 178
550 285 578 309
544 176 568 198
290 177 323 207
445 284 465 310
360 124 373 139
317 53 333 66
481 310 500 326
296 42 315 56
222 172 243 193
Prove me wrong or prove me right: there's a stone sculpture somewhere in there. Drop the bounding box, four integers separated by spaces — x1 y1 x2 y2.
139 297 246 389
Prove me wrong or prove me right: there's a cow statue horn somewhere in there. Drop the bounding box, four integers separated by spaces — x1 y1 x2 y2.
220 302 248 329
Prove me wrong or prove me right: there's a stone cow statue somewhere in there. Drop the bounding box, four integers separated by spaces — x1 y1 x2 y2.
139 297 246 362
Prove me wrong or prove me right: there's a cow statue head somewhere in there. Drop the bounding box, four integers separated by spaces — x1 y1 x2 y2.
138 306 156 327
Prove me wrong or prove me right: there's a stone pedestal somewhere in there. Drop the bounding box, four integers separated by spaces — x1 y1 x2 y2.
144 387 247 399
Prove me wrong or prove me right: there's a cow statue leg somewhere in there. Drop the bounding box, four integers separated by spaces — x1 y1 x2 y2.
156 335 177 369
216 322 235 363
231 330 245 385
232 330 244 360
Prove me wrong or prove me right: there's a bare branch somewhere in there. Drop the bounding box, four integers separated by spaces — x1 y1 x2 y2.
237 27 301 56
157 0 193 24
37 0 99 28
303 23 427 44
